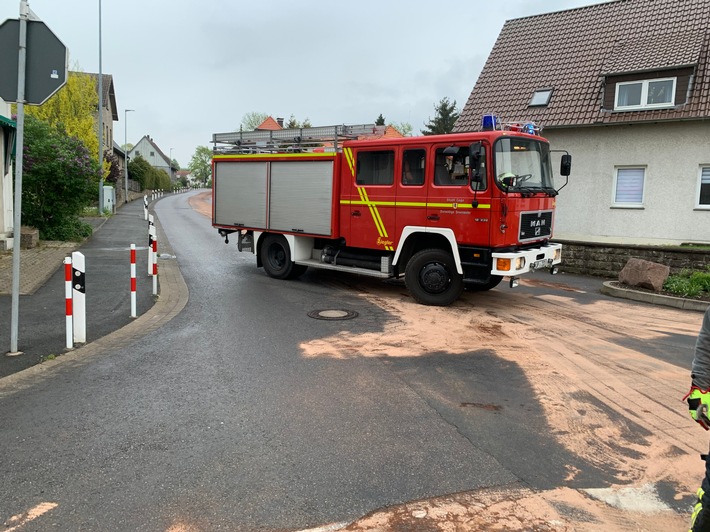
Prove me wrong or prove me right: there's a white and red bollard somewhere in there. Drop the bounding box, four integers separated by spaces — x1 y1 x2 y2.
71 251 86 344
148 214 155 276
130 244 137 318
143 195 148 221
64 252 86 349
64 257 73 349
152 233 158 296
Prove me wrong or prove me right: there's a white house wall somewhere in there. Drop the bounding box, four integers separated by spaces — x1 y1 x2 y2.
1 99 13 249
545 121 710 245
130 138 169 173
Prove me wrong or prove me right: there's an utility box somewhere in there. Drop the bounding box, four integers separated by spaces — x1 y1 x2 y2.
102 186 115 214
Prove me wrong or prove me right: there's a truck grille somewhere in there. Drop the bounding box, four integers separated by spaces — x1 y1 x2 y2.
519 211 553 241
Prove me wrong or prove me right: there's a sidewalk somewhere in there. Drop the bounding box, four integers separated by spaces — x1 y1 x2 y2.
0 197 182 379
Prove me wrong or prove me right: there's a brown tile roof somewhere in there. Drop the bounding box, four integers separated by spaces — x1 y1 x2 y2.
359 125 405 140
454 0 710 132
256 116 283 131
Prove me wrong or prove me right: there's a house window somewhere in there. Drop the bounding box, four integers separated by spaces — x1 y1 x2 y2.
150 151 155 157
613 167 645 206
615 78 676 110
698 167 710 208
529 89 553 107
356 151 394 185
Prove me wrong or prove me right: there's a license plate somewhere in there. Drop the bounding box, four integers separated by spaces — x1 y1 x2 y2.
530 259 550 271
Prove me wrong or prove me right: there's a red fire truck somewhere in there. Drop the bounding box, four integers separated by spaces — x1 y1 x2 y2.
211 118 571 306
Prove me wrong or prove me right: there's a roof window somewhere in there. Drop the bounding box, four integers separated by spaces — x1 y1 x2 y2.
529 89 553 107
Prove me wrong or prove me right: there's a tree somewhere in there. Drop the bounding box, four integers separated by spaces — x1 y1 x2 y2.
421 97 459 135
240 112 269 131
375 114 385 126
22 116 100 240
103 150 121 184
188 146 212 186
121 143 134 152
389 121 413 137
171 158 181 171
127 154 153 190
24 71 100 163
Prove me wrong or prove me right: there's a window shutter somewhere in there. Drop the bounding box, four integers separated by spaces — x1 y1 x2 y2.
615 168 644 204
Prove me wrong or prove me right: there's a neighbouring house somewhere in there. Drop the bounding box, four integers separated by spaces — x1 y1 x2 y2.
175 169 192 185
454 0 710 245
128 135 175 184
256 116 284 130
87 73 118 160
0 97 15 251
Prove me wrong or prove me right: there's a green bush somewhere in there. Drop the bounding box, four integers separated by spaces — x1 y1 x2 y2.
42 218 93 242
22 116 100 240
663 266 710 298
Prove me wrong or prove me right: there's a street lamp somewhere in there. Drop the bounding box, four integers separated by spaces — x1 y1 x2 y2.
124 109 134 204
169 147 173 183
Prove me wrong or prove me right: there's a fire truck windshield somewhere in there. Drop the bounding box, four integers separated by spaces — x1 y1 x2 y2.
494 138 555 194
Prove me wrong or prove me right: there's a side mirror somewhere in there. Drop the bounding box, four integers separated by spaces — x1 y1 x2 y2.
469 142 483 182
560 154 572 176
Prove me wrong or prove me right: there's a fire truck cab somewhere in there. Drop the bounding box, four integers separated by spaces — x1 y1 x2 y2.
212 119 571 306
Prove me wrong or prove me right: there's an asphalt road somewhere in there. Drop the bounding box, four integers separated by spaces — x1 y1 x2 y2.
0 192 703 531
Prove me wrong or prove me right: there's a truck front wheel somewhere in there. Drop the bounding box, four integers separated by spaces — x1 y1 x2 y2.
405 249 463 306
260 234 306 280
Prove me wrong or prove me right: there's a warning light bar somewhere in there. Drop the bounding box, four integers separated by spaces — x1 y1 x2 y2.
481 114 542 136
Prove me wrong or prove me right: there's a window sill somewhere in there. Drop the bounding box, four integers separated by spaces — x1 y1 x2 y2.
612 105 676 112
611 204 645 209
694 206 710 211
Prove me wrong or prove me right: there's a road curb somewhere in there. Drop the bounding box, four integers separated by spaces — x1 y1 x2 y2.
600 281 710 312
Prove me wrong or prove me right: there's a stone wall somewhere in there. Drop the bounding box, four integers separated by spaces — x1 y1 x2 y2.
554 239 710 278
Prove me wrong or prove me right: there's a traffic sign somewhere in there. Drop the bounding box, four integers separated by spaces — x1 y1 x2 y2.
0 18 68 105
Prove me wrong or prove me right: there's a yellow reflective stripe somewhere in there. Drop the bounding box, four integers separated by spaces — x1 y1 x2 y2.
357 187 394 251
343 147 355 177
339 199 491 210
213 152 335 160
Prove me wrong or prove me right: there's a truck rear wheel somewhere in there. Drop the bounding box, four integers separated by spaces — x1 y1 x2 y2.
405 249 463 306
260 234 305 280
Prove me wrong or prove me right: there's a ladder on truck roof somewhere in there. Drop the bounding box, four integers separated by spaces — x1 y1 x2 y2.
211 124 386 154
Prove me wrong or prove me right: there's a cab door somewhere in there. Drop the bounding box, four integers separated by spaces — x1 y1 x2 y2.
426 144 492 247
395 147 428 238
344 147 397 251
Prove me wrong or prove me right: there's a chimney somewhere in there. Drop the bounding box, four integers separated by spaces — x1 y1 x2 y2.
276 117 284 128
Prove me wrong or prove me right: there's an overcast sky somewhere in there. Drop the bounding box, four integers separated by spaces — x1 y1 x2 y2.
2 0 609 167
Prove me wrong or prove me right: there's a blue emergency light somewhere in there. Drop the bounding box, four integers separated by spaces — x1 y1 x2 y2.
482 114 499 131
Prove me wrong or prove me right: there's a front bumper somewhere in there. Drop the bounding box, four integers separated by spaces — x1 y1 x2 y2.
491 243 562 276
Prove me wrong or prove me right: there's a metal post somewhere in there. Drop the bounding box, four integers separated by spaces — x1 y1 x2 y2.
169 147 173 184
9 0 29 356
97 0 104 214
124 109 133 204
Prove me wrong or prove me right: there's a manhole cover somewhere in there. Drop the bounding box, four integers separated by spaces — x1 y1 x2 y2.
307 309 359 321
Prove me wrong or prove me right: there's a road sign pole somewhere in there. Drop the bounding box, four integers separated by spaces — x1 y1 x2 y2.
8 0 29 356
